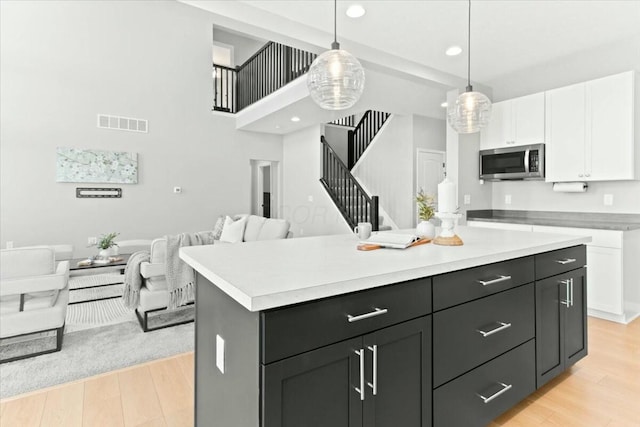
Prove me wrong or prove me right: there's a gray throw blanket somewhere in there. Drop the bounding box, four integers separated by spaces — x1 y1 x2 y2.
165 231 215 310
122 250 150 309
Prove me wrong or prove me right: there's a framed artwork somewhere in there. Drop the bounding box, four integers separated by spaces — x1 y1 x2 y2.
56 147 138 184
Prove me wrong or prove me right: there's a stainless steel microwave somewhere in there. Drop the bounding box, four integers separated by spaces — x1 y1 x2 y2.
479 144 545 181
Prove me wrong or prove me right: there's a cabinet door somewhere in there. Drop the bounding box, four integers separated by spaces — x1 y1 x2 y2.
586 246 623 315
587 71 635 180
262 337 363 427
480 100 511 150
535 274 566 388
545 83 586 182
363 316 431 427
513 92 545 145
565 268 588 367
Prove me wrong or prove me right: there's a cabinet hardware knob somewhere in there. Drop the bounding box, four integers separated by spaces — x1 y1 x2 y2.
476 275 512 286
347 307 388 323
367 345 378 395
476 322 512 337
555 258 576 265
354 349 365 401
477 382 513 404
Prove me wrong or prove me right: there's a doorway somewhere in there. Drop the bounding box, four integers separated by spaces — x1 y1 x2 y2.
416 149 446 224
251 160 279 218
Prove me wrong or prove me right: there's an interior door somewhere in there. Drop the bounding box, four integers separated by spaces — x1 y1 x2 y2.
416 149 445 224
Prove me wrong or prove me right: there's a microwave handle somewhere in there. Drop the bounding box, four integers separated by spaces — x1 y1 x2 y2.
524 149 530 173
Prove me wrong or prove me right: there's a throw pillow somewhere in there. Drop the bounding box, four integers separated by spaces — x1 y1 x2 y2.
219 215 247 243
212 216 225 240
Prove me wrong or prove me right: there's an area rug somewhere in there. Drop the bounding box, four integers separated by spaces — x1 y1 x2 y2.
0 320 194 399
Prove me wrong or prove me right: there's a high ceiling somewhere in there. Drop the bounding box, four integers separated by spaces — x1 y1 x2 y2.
184 0 640 87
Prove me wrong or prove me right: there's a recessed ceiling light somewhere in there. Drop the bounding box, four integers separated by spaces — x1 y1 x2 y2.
445 45 462 56
275 125 281 129
291 116 301 122
441 102 448 108
346 4 365 18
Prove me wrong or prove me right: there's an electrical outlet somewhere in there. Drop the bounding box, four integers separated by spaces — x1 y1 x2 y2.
173 186 182 194
463 194 471 205
88 236 97 245
604 194 614 206
6 241 13 249
307 195 313 202
505 194 512 205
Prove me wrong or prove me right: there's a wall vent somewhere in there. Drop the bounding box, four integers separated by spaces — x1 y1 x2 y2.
97 114 148 133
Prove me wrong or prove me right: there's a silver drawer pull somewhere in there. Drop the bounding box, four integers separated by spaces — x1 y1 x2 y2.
354 349 365 401
478 382 513 404
476 275 512 286
347 307 388 323
476 322 512 337
555 258 576 265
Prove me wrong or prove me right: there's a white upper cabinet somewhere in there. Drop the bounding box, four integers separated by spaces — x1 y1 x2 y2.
480 92 545 150
546 71 636 182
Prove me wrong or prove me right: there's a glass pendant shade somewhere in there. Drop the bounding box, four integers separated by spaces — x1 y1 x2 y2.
447 88 492 134
307 48 365 110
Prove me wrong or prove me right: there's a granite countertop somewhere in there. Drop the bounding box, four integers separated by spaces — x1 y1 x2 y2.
180 227 589 312
466 210 640 231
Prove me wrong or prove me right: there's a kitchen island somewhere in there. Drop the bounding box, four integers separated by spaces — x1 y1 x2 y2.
180 226 591 427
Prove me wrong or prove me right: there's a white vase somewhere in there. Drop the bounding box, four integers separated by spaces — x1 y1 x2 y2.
98 247 115 258
416 220 436 239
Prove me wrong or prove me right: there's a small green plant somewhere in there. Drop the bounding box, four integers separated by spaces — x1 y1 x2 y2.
95 232 119 250
416 189 436 221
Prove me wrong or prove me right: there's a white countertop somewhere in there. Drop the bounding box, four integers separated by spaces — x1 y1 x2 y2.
179 226 590 312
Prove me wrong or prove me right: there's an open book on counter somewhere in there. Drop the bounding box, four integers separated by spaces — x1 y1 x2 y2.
360 233 425 249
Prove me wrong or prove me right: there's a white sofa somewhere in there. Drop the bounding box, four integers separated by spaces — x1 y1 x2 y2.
135 215 290 331
0 247 70 362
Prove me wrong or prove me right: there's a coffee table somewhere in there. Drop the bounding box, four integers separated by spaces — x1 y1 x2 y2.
68 254 131 304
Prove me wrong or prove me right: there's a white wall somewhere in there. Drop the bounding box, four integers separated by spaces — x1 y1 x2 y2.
282 126 351 237
212 27 266 66
456 35 640 215
0 0 283 257
323 124 350 165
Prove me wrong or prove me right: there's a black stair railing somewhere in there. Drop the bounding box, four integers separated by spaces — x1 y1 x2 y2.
347 110 392 169
328 115 356 127
213 41 317 113
320 136 379 231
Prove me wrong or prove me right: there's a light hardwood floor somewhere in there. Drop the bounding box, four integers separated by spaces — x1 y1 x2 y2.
1 317 638 427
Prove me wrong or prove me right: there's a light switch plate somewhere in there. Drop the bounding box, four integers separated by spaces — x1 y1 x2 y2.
505 195 512 205
216 335 225 373
463 194 471 205
604 194 614 206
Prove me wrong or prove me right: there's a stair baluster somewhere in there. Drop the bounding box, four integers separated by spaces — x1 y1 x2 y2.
347 110 392 169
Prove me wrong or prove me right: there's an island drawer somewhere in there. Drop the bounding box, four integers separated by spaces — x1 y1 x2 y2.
433 283 535 387
433 340 536 427
260 277 431 364
535 245 586 280
432 256 534 311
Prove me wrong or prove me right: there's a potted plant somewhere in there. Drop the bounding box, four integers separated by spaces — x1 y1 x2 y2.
93 232 119 258
415 189 436 238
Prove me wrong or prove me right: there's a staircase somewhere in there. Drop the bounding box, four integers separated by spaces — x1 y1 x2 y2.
320 110 393 232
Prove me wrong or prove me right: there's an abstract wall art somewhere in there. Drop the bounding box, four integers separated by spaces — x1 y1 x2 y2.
56 147 138 184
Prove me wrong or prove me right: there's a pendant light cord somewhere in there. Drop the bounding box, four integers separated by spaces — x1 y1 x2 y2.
331 0 340 49
467 0 472 91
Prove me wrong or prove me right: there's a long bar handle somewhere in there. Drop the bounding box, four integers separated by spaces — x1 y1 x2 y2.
555 258 576 265
367 345 378 395
354 349 365 401
476 322 512 337
476 275 512 286
478 382 513 404
347 307 388 323
570 277 574 307
559 279 571 307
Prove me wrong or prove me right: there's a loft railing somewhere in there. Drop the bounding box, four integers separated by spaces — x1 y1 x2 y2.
213 64 237 113
320 136 379 231
328 115 356 127
348 110 392 169
212 41 317 113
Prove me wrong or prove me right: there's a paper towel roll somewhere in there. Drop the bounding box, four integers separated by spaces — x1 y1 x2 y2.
552 182 588 193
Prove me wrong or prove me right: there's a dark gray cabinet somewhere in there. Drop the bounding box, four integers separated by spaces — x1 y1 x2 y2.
262 316 432 427
535 266 588 388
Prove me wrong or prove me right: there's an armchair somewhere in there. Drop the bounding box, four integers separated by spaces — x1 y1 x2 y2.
0 247 70 363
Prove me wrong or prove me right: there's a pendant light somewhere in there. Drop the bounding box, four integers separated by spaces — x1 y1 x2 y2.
307 0 365 110
447 0 491 134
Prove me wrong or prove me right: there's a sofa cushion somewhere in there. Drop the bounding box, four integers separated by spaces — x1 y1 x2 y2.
149 238 167 264
145 276 168 292
244 215 267 241
258 218 291 241
0 290 59 314
0 247 55 280
220 216 247 243
0 288 68 338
